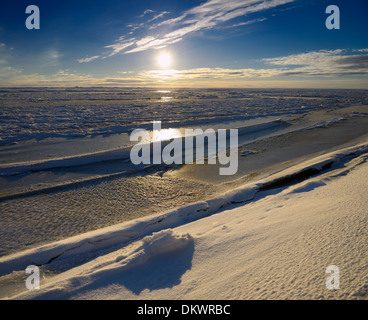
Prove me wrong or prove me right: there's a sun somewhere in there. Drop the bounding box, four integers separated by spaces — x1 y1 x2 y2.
157 53 172 69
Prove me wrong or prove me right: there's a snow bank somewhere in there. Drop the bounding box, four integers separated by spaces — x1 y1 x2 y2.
9 142 368 300
1 139 368 279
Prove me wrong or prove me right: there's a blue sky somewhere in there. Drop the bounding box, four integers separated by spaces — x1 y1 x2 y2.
0 0 368 88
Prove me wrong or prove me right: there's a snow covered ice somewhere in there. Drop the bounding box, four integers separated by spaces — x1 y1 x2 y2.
0 87 368 300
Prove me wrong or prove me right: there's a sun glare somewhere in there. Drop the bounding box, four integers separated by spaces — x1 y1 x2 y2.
157 53 172 69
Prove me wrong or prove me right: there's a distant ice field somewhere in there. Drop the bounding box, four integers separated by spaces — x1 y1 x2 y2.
1 87 367 146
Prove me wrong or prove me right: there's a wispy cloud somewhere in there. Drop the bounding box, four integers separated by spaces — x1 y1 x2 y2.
138 9 154 18
103 0 294 57
0 67 91 86
77 55 100 63
0 67 149 87
104 39 137 57
147 11 170 23
128 10 171 33
140 67 280 81
263 49 344 66
263 49 368 76
224 17 267 29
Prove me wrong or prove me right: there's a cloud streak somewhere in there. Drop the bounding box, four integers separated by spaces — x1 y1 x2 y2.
102 0 294 57
138 9 154 18
263 49 368 76
77 55 100 63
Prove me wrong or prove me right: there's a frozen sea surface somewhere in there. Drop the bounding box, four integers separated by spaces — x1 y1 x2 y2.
1 87 367 146
1 87 368 256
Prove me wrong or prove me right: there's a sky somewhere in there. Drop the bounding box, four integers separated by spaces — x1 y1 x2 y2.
0 0 368 88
